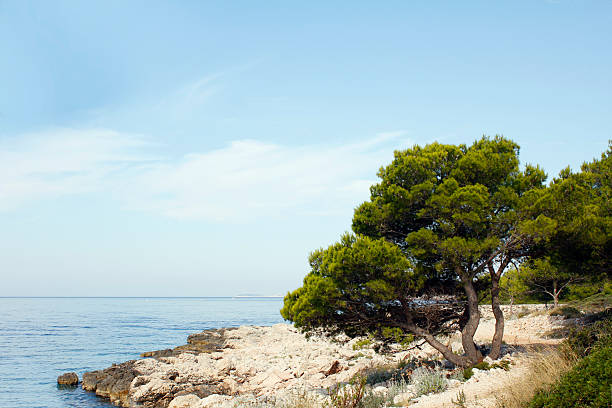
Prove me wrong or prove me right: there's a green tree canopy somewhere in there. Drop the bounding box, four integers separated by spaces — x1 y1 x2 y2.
351 136 548 361
527 141 611 291
281 233 466 363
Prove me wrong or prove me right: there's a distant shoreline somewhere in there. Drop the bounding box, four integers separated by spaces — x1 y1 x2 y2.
0 296 285 299
233 295 284 299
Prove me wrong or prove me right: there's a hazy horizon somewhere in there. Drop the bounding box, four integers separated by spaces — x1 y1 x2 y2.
1 1 610 297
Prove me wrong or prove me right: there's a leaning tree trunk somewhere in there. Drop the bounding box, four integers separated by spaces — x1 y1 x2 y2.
402 322 471 367
489 270 505 360
461 278 484 364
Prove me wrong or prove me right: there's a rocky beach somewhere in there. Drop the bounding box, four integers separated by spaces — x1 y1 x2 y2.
78 305 567 408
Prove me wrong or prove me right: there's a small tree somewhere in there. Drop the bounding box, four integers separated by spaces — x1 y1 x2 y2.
499 266 529 315
520 258 573 308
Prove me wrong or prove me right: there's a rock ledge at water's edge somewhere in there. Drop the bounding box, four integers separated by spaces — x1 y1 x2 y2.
81 305 562 408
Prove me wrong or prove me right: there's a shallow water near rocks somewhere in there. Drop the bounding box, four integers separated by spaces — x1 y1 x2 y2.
0 297 284 407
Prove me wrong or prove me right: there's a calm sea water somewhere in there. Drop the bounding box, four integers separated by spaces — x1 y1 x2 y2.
0 297 285 408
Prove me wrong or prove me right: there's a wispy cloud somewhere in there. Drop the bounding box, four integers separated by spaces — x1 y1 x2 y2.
0 128 151 211
150 72 223 119
149 62 260 121
0 129 411 220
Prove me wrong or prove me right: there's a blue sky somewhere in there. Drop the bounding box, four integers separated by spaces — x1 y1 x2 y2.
1 1 610 296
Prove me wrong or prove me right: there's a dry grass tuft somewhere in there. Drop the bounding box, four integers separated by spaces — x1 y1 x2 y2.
493 346 576 408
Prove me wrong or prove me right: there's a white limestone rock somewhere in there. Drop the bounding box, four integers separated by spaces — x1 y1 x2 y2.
168 394 201 408
197 394 233 408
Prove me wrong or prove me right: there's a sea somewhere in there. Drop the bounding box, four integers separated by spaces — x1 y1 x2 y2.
0 297 285 408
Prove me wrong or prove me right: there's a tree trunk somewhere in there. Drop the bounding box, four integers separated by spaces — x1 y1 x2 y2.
489 270 505 360
461 278 483 364
402 322 470 367
553 280 559 308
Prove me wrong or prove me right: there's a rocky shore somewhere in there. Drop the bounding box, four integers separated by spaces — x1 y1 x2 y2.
81 305 563 408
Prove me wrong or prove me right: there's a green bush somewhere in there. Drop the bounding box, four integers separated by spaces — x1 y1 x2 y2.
472 361 490 370
380 326 415 348
528 346 612 408
492 360 511 371
462 367 473 380
352 338 373 351
563 292 612 314
564 309 612 358
469 360 510 373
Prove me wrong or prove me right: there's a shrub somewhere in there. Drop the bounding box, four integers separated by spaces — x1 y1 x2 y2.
355 390 386 408
517 308 531 318
550 306 581 319
449 369 465 382
493 360 511 371
364 367 394 385
327 376 366 408
380 326 415 349
468 360 510 375
363 361 413 386
462 367 473 380
411 367 448 396
451 390 467 408
528 346 612 408
384 378 412 401
563 292 612 314
473 361 490 370
361 379 408 408
564 308 612 358
351 352 366 360
352 338 373 351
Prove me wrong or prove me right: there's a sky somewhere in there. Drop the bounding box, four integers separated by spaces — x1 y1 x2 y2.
0 1 610 296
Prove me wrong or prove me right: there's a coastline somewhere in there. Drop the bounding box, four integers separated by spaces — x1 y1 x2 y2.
79 304 563 408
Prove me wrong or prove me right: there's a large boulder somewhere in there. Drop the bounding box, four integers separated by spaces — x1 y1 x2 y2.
141 327 238 358
57 372 79 386
82 361 139 407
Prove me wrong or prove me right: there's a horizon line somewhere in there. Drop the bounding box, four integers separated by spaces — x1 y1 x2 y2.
0 296 285 299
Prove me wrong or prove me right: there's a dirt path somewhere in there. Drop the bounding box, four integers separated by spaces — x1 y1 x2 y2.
407 310 566 408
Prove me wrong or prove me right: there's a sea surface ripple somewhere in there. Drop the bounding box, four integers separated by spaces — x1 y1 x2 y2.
0 297 284 407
